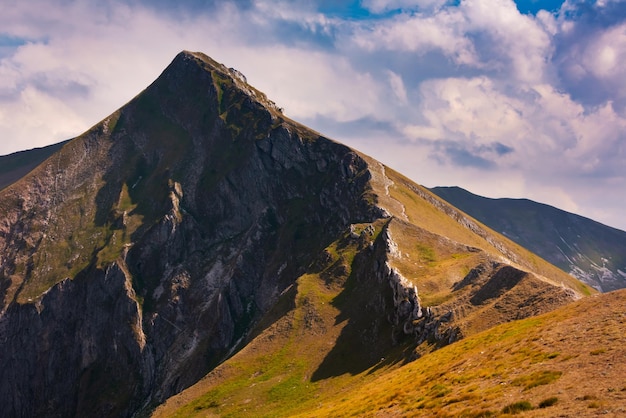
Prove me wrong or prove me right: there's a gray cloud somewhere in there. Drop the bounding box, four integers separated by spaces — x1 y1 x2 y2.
553 2 626 107
437 145 496 169
431 140 515 169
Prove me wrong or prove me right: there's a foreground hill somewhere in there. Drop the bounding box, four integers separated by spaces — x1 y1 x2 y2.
156 288 626 417
431 186 626 292
0 51 590 417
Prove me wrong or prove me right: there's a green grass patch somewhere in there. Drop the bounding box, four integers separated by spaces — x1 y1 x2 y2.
428 383 451 398
415 243 437 264
538 396 558 408
511 370 562 390
502 400 533 414
496 318 543 341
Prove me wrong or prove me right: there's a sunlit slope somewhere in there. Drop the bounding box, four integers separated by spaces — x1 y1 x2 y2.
295 289 626 417
365 160 590 296
157 287 625 417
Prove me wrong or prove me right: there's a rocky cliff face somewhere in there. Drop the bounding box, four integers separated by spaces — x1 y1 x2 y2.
0 51 587 417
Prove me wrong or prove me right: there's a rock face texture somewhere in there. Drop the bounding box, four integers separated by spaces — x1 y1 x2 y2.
0 51 588 417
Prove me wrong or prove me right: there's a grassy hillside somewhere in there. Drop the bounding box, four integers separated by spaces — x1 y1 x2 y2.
156 287 626 417
300 289 626 417
369 163 589 296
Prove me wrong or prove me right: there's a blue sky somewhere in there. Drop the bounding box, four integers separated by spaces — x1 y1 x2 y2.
1 0 626 231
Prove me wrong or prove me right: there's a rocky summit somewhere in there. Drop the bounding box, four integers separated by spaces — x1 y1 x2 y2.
0 52 598 417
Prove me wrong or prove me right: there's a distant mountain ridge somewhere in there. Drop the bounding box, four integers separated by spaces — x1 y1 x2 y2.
0 141 68 191
430 186 626 292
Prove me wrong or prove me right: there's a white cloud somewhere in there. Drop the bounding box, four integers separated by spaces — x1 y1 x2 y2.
460 0 553 83
349 9 478 66
0 85 86 151
252 0 335 34
553 1 626 107
559 25 626 84
582 23 626 85
406 77 527 146
386 70 409 104
349 0 554 83
229 47 383 122
405 76 626 176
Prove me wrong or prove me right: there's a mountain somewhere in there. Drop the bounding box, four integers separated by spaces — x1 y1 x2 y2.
430 186 626 292
0 51 594 417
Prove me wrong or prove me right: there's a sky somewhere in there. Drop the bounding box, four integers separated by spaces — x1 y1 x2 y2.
1 0 626 231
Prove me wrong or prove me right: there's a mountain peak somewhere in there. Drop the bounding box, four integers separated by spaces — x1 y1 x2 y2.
162 50 283 115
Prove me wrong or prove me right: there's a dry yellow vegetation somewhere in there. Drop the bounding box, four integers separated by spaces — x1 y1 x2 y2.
155 288 626 417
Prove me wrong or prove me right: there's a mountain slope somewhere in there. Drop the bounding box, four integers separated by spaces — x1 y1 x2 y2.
155 166 592 417
156 288 626 417
430 186 626 292
0 51 590 417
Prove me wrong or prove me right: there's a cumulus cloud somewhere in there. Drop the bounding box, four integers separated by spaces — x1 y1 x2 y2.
460 0 554 83
349 8 478 66
403 75 626 179
556 21 626 106
553 0 626 106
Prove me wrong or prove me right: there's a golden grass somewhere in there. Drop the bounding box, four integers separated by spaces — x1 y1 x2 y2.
154 281 626 417
290 290 626 417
